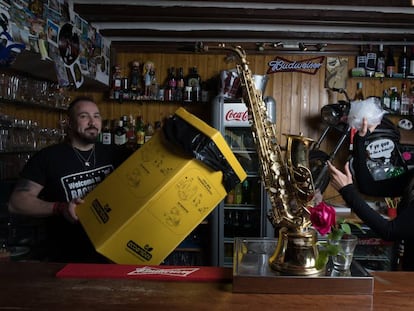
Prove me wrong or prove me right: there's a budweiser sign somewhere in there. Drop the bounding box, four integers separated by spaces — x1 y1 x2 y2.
267 56 325 75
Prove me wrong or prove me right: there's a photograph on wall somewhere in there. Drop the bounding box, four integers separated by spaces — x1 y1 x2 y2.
325 57 348 89
54 55 70 87
48 0 61 15
46 19 59 47
94 36 110 85
28 34 39 53
58 23 80 66
29 0 44 17
74 13 83 31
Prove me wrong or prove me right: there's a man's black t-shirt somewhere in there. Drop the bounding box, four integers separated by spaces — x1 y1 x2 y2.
20 142 130 263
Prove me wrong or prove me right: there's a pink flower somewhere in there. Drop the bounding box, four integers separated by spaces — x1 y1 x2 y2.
309 202 336 235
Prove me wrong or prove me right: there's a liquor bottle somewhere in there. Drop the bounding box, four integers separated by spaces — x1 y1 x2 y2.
234 183 242 204
365 44 376 77
354 82 364 101
399 45 408 78
226 189 234 204
186 67 201 102
126 115 137 150
136 116 145 149
175 67 185 102
241 179 250 204
113 119 127 146
168 67 177 101
121 115 129 132
120 77 129 101
144 122 155 142
376 44 386 76
390 87 401 113
400 83 409 115
164 67 175 101
381 89 391 110
409 46 414 77
356 45 366 68
111 65 122 100
386 47 396 78
101 119 112 145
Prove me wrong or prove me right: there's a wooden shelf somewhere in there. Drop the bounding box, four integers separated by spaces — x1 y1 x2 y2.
9 50 107 91
0 98 67 111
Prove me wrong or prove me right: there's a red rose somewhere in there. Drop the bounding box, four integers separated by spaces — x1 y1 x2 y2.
309 202 336 235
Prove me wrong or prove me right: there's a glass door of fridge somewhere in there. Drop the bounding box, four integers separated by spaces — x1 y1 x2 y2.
220 126 272 266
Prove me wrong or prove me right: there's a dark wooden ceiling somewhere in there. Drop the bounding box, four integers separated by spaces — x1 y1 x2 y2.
73 0 414 54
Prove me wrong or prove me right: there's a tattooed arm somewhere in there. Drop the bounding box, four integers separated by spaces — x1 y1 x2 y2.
8 179 79 222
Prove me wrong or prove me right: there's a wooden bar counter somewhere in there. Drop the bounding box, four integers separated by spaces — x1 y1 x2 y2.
1 262 414 310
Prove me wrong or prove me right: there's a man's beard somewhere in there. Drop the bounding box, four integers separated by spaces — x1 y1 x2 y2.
73 127 99 144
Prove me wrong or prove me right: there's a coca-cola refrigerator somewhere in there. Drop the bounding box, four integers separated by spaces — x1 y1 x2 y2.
209 96 274 267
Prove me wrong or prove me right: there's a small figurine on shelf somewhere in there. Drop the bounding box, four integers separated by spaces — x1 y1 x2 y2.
130 60 142 100
150 67 158 100
143 61 155 98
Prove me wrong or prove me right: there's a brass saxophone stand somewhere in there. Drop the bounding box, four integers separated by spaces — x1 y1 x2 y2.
269 227 323 276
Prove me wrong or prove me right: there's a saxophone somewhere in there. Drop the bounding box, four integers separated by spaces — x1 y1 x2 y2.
217 45 315 230
208 44 322 275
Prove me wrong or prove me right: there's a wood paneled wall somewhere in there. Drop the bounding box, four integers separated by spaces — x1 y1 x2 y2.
96 51 348 202
5 50 407 203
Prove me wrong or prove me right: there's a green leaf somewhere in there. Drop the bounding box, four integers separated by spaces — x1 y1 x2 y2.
329 229 343 241
316 251 329 270
340 223 351 235
326 244 341 256
343 219 365 234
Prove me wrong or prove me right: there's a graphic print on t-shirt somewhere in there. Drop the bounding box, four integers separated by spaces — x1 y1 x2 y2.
61 165 114 201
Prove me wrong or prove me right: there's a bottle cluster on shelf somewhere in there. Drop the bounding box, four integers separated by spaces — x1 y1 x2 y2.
99 114 163 151
353 79 414 116
353 44 414 79
380 82 414 115
109 61 209 104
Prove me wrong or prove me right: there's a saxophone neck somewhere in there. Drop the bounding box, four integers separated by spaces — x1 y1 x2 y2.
203 44 248 66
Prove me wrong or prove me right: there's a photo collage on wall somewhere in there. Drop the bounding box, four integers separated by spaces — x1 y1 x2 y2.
0 0 110 87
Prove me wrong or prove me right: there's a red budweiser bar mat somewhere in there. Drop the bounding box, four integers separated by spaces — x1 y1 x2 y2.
56 264 233 282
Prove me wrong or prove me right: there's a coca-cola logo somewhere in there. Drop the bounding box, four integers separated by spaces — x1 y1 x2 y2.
225 109 248 121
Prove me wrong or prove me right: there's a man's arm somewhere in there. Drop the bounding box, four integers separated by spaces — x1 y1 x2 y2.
8 179 79 222
8 179 53 216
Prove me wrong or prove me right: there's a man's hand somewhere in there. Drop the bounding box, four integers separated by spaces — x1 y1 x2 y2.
327 161 353 191
67 198 83 222
53 198 83 223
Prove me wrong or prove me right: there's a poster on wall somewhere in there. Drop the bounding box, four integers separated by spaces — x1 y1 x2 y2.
325 57 348 89
3 0 110 87
94 36 110 85
0 1 25 67
58 22 83 88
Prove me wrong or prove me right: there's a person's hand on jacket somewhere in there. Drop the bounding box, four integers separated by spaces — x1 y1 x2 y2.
358 117 379 137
